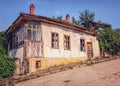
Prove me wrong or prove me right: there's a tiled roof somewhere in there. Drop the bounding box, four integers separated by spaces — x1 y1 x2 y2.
5 12 96 35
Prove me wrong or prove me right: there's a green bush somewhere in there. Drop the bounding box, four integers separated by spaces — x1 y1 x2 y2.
0 55 16 78
0 31 16 78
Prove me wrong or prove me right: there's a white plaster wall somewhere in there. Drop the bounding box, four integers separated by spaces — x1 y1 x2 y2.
8 46 24 59
93 40 100 57
41 22 100 58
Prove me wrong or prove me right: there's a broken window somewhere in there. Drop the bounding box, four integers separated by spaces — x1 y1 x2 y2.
28 22 41 41
80 39 85 51
51 32 59 49
64 35 70 50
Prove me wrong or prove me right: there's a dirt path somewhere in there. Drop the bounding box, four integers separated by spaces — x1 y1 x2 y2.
16 59 120 86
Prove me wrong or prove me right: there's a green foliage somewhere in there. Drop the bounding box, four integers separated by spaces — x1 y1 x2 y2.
71 10 120 56
0 55 16 78
19 69 29 76
98 27 120 55
72 17 80 25
71 10 95 28
52 15 63 20
0 45 6 55
0 31 7 52
0 32 7 55
0 31 16 78
113 29 120 46
79 10 95 28
112 29 120 54
98 28 112 54
24 70 29 74
91 21 103 31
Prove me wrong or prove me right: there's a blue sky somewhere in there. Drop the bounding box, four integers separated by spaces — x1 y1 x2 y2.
0 0 120 31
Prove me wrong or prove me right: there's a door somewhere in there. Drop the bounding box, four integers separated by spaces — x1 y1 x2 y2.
87 42 93 58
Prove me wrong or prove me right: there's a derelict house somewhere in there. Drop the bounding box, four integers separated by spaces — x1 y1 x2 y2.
5 4 100 74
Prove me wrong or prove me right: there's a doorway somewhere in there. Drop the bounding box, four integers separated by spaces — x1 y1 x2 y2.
87 42 93 58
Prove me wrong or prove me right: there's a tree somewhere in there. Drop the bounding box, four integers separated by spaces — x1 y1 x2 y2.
0 31 15 78
52 15 63 20
0 44 6 55
72 17 80 25
0 31 7 53
112 29 120 55
79 10 95 28
97 27 113 56
98 27 120 56
0 55 16 78
71 10 120 56
103 28 113 54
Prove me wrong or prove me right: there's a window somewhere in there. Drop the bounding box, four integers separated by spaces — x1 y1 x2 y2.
18 28 24 46
51 32 59 49
36 60 41 69
80 39 85 51
9 28 24 49
28 22 41 41
64 35 70 50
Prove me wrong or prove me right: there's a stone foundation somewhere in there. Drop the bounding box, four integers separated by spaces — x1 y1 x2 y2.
29 57 87 73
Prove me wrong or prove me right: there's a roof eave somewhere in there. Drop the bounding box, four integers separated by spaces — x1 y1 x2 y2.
5 13 96 36
22 14 96 35
5 13 24 35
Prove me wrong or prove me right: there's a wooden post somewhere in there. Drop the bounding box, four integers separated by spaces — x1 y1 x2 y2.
24 22 28 58
23 22 29 71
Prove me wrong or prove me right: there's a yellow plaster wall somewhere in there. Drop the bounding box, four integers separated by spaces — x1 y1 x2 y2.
29 57 87 73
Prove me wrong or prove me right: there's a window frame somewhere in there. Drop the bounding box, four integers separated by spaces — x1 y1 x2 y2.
28 22 41 41
80 38 85 52
9 27 24 50
64 35 70 50
51 32 59 49
36 60 41 69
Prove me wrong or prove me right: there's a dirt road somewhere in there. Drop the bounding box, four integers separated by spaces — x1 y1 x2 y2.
16 59 120 86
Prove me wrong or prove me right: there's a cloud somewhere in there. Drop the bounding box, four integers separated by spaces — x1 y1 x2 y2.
38 0 50 5
25 0 37 5
55 11 60 16
25 0 50 5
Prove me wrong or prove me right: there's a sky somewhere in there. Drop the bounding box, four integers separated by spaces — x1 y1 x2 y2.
0 0 120 31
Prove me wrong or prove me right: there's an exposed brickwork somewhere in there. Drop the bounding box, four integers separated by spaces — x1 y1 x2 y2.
66 14 70 22
30 4 35 15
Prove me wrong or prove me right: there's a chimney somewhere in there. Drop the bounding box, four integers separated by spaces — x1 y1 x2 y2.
30 4 35 15
66 14 70 22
